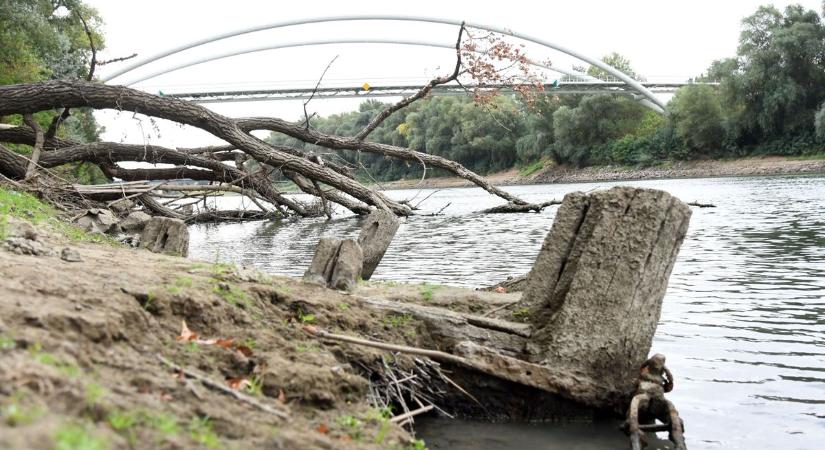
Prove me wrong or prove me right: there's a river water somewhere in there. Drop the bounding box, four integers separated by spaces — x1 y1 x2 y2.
188 175 825 450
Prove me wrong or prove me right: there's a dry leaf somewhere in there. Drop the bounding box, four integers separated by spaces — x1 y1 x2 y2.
316 423 329 434
176 320 198 342
277 388 286 404
494 286 507 293
159 393 173 402
235 345 253 357
226 377 251 391
302 325 318 335
215 338 234 349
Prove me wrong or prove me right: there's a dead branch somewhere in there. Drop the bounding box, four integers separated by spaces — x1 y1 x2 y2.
0 80 411 215
354 23 466 141
303 55 339 129
155 354 289 419
97 53 138 66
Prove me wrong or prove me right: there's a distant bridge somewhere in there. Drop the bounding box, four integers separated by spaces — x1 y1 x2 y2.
163 80 711 104
101 15 716 114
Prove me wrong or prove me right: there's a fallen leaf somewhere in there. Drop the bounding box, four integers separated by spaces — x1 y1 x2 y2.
494 286 507 293
159 393 173 402
215 338 234 349
277 388 286 405
176 320 198 342
302 325 318 335
235 345 254 357
316 423 329 434
226 377 251 391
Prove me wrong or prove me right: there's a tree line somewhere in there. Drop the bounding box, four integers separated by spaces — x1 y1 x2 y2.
269 3 825 181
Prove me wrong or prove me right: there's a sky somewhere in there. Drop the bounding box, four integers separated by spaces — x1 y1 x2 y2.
84 0 824 148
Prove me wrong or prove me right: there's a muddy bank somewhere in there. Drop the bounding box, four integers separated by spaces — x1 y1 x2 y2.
378 156 825 190
0 215 525 450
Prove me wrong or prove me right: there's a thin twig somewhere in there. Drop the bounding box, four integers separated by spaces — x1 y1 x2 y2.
303 55 339 129
155 354 289 419
355 22 466 141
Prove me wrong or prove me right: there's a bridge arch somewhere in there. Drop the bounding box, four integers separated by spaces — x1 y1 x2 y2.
103 15 665 113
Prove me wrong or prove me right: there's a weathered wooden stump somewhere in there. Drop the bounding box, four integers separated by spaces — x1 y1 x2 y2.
139 217 189 256
515 186 691 399
357 210 399 280
304 238 364 291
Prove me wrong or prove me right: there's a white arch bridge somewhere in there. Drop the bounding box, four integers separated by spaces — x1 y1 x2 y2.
103 16 714 114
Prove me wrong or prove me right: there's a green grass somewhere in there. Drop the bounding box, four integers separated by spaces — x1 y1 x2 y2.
53 423 107 450
512 307 531 323
2 392 43 426
212 281 252 308
0 186 120 245
28 342 81 378
418 282 442 301
0 334 15 350
518 157 552 177
188 416 220 448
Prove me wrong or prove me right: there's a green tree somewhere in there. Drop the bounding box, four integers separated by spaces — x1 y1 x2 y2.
668 85 726 155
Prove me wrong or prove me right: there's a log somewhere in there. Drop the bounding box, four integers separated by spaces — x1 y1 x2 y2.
516 186 691 399
356 210 400 280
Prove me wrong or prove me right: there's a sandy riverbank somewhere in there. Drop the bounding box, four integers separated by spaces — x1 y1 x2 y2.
377 156 825 190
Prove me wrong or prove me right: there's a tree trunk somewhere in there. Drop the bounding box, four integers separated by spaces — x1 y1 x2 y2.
516 186 691 398
357 210 400 280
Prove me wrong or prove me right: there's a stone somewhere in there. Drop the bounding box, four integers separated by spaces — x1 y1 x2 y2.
516 186 691 397
60 247 82 262
2 237 53 256
9 220 38 241
139 217 189 256
356 210 399 280
74 208 119 234
119 211 152 233
330 239 363 291
109 198 134 214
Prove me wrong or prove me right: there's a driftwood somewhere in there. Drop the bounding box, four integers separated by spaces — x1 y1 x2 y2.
321 186 692 419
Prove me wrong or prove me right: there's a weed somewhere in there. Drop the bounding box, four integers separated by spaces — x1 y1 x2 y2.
28 343 81 378
2 392 43 426
245 376 263 396
338 414 363 441
406 439 428 450
386 314 412 328
107 410 138 431
518 157 552 177
183 341 200 354
188 416 220 448
144 411 180 436
0 334 15 350
337 302 350 311
242 337 257 349
512 307 531 322
297 309 316 324
213 282 252 308
84 383 105 407
418 282 442 301
53 423 107 450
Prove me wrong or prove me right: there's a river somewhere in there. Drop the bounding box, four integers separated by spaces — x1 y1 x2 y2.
188 175 825 450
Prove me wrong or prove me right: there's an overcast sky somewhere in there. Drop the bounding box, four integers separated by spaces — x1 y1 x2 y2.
85 0 823 148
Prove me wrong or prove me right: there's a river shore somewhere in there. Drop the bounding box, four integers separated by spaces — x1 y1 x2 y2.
377 155 825 190
0 203 517 450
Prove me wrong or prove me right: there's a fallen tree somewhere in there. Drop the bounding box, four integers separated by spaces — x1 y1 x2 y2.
0 23 562 221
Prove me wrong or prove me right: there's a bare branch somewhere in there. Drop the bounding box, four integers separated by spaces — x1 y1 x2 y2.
354 23 466 141
303 55 339 129
97 53 138 66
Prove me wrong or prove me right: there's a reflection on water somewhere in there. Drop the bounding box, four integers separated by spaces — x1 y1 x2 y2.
189 175 825 450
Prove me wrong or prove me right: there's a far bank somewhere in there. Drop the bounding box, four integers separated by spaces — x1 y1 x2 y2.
375 155 825 190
